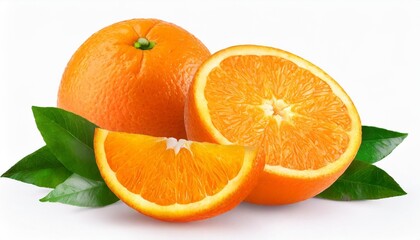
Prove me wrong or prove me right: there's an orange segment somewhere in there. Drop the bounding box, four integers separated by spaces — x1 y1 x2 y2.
185 45 361 205
94 128 263 222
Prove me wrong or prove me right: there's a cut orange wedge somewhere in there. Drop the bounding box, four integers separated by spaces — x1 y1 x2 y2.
94 128 263 222
185 45 362 205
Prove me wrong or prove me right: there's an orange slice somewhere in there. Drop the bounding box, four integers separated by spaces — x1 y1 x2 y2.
94 128 263 222
185 45 362 205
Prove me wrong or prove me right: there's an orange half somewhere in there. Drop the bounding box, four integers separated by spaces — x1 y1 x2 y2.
94 128 263 221
185 45 362 205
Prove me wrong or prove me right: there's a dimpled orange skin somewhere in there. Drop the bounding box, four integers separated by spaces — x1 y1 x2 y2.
58 19 210 139
245 158 351 204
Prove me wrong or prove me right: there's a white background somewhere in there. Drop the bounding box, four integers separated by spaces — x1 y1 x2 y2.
1 0 419 239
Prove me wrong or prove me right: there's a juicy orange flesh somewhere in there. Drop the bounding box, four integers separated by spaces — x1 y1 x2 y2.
104 131 244 206
204 55 351 170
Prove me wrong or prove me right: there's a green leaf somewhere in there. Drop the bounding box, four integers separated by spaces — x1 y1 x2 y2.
1 146 72 188
317 160 406 201
356 126 408 163
32 106 101 181
40 174 119 207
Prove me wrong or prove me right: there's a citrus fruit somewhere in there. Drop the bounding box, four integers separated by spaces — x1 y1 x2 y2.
58 18 210 139
94 128 263 222
185 45 362 205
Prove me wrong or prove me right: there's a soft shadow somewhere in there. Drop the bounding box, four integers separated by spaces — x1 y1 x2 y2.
94 202 161 226
239 200 308 212
91 201 261 229
76 199 326 229
237 198 344 219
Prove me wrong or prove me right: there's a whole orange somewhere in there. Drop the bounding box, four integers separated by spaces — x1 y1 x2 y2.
57 19 210 138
